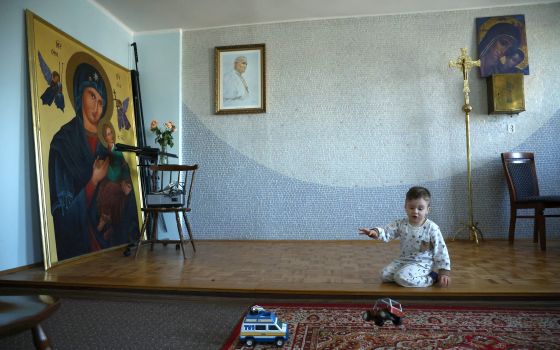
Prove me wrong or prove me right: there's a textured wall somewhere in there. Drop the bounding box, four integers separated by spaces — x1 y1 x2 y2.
182 4 560 240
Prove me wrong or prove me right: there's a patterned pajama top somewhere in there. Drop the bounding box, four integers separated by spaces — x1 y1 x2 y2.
374 218 451 273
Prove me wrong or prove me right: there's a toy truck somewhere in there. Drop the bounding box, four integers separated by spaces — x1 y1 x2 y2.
362 298 404 326
240 305 289 347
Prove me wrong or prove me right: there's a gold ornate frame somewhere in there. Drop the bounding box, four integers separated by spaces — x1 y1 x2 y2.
486 73 525 114
214 44 266 114
25 11 142 269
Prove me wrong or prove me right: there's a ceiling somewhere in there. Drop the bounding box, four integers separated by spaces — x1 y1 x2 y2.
92 0 555 33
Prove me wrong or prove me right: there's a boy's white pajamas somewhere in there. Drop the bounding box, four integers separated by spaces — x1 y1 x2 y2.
374 218 451 287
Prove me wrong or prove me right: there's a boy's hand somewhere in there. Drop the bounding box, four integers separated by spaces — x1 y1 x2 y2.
358 228 378 239
436 274 451 288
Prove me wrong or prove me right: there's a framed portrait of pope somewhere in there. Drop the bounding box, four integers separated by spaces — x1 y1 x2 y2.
214 44 266 114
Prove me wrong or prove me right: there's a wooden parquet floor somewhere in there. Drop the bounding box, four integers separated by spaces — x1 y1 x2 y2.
1 240 559 299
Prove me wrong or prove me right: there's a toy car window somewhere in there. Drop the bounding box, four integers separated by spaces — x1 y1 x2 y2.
256 325 266 330
268 325 278 330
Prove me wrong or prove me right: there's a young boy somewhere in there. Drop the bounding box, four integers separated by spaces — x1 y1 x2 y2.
359 186 451 288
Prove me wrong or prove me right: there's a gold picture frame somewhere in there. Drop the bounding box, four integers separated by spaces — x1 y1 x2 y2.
486 73 525 114
25 10 142 269
214 44 266 114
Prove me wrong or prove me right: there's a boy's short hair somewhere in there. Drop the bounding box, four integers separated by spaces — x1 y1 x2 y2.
406 186 431 204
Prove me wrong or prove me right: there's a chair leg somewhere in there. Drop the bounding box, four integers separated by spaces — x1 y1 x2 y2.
537 208 546 251
151 212 159 251
175 212 187 259
32 324 52 350
533 209 539 243
508 208 517 244
182 211 196 252
135 214 150 259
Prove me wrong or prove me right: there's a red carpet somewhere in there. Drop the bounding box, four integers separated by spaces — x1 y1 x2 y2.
222 303 560 350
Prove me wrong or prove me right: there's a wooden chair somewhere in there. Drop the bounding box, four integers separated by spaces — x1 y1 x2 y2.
501 152 560 250
135 164 198 259
0 295 60 350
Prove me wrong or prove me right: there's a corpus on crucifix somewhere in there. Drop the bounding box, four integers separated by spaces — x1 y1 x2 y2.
448 48 483 244
449 48 480 106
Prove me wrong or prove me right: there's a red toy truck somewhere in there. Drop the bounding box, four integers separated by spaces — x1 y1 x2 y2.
362 298 404 326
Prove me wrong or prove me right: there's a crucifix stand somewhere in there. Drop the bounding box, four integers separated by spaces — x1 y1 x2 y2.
449 48 483 244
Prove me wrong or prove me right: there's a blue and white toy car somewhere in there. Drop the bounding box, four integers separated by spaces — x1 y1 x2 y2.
239 305 289 347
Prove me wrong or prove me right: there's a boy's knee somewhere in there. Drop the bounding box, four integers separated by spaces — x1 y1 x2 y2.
394 270 426 287
394 270 433 288
393 272 414 287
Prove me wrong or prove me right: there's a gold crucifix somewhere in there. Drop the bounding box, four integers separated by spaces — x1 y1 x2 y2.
449 48 480 106
448 47 483 244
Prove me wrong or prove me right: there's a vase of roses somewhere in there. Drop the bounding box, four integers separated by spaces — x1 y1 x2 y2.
150 119 176 164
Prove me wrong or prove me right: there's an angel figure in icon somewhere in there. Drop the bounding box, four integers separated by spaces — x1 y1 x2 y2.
38 51 65 112
113 90 131 130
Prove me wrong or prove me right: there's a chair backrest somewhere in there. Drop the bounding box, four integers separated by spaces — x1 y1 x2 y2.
147 164 198 208
501 152 539 202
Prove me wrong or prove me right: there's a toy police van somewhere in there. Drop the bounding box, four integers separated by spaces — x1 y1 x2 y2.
240 305 289 347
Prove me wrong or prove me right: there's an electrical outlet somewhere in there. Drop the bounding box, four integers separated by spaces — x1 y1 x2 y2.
507 124 515 133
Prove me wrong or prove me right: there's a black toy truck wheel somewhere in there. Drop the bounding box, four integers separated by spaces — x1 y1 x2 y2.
374 310 388 326
275 338 285 346
362 310 372 321
245 338 255 347
392 316 402 325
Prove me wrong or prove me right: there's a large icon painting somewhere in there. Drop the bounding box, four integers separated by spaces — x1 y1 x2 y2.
26 11 141 269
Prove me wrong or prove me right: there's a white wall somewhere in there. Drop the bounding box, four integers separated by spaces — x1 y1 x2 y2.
181 4 560 241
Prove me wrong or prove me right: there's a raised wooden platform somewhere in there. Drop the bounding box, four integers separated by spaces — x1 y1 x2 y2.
1 240 559 299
